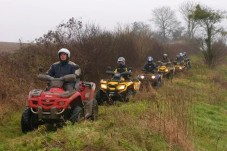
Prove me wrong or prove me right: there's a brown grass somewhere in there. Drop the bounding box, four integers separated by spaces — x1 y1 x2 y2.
0 42 21 53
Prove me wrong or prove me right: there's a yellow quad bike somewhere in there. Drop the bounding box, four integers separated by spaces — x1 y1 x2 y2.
157 61 175 80
173 61 187 74
96 69 140 105
137 70 163 91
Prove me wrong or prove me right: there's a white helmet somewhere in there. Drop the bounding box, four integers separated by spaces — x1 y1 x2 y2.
58 48 70 58
163 53 168 58
147 56 153 62
117 57 125 65
179 52 183 57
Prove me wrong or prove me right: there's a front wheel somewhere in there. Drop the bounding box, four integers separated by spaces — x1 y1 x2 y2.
124 90 134 102
70 106 83 124
21 108 39 133
95 90 105 105
155 79 162 88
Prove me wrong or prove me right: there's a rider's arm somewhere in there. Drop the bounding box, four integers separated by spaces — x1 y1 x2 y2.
47 64 55 77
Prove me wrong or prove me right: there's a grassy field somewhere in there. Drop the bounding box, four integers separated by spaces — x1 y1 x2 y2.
0 56 226 151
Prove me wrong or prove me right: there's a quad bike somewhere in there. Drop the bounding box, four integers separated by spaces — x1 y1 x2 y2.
173 61 187 74
96 68 140 105
137 70 163 91
157 61 175 80
21 74 98 133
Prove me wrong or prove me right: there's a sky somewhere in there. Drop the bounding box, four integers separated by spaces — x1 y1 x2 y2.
0 0 226 42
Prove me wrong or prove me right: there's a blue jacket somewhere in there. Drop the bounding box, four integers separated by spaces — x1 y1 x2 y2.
47 61 80 78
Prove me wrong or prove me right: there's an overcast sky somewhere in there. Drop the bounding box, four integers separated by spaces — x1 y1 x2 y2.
0 0 226 42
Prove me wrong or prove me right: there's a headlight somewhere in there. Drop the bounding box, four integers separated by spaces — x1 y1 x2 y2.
101 84 107 89
179 67 182 70
151 75 156 79
165 69 169 72
140 75 145 79
100 79 107 83
117 85 125 90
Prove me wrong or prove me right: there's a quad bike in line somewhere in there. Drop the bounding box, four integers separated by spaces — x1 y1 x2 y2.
157 61 175 80
21 74 98 133
96 67 140 105
173 61 187 74
137 70 163 91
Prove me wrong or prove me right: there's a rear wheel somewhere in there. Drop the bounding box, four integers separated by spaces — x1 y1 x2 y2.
90 99 98 121
21 108 39 133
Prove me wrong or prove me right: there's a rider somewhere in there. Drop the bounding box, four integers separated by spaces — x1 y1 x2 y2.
182 51 191 68
47 48 81 91
176 52 184 64
143 56 157 73
161 53 171 63
114 57 131 80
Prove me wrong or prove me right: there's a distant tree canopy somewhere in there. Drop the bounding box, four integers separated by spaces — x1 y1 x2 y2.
189 4 226 67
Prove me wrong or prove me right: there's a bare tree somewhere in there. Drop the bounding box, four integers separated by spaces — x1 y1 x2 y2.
179 1 199 39
151 6 182 41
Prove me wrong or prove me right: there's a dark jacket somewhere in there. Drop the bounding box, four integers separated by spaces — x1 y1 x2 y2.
114 64 131 80
162 57 171 63
47 61 80 78
143 62 157 73
114 64 128 73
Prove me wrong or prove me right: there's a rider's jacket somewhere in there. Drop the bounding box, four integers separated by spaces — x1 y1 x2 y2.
143 62 157 73
47 61 80 78
114 64 128 73
114 64 131 80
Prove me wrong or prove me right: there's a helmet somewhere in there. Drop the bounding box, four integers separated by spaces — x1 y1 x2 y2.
147 56 153 62
117 57 125 65
163 53 168 58
58 48 70 58
179 52 183 57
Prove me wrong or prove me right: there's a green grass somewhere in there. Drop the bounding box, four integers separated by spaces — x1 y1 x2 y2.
193 102 227 151
0 102 169 151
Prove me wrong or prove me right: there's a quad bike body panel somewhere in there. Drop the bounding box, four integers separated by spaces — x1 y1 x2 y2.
96 70 140 104
157 61 175 79
21 74 98 133
173 61 186 73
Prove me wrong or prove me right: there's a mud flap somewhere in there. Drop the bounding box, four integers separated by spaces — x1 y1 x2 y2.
84 83 96 118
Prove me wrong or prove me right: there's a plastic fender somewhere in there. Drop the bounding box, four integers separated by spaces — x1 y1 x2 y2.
80 82 96 102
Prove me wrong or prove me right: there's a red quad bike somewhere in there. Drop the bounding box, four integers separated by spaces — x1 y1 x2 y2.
21 74 98 133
